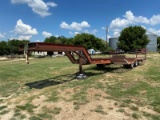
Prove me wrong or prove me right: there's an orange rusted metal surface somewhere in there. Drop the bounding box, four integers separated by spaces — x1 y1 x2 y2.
19 42 112 65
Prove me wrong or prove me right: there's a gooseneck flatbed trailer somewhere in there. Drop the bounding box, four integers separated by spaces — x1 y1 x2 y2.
19 42 146 74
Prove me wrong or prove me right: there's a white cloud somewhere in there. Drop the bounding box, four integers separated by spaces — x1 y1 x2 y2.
36 39 40 42
81 21 90 28
83 30 89 33
9 35 32 40
11 0 57 17
109 10 160 37
107 35 111 39
15 19 38 35
112 29 121 37
18 35 32 40
69 29 97 36
11 0 31 4
124 11 149 24
141 25 147 29
147 28 160 36
46 2 57 7
13 19 38 40
101 27 106 30
75 32 79 35
123 11 134 20
0 33 5 38
91 29 98 34
60 21 90 31
42 31 52 38
113 31 120 37
110 10 160 29
69 31 80 36
150 15 160 25
110 18 130 29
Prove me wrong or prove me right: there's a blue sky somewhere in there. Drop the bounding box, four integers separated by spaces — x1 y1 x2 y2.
0 0 160 42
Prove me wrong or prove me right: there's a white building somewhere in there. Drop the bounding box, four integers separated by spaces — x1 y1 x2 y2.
31 51 65 57
88 49 95 55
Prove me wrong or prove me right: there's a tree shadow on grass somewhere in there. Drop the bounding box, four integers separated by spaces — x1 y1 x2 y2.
25 65 131 89
25 74 76 89
84 64 131 76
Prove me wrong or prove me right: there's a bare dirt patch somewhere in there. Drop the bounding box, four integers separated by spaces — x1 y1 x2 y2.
54 98 131 120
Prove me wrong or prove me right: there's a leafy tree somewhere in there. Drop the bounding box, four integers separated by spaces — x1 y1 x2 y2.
56 36 67 44
44 36 57 43
65 38 74 45
43 34 106 51
0 41 10 55
118 26 150 52
157 36 160 49
8 39 29 54
0 39 29 55
44 36 71 44
74 33 106 51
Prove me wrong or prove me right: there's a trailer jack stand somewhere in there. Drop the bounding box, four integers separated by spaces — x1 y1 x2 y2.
76 59 87 79
76 73 87 79
25 53 29 64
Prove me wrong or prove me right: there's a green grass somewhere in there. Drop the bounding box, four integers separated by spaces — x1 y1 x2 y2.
143 112 160 120
0 105 7 111
52 107 61 114
130 105 139 111
0 57 76 97
132 112 140 119
16 103 36 113
37 113 52 119
0 53 160 119
74 105 80 110
94 105 107 115
0 110 9 115
116 108 125 113
72 90 89 105
46 90 59 102
29 116 42 120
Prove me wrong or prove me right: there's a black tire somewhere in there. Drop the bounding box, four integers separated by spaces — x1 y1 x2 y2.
137 61 140 66
96 64 105 68
123 64 129 68
134 61 138 67
130 63 134 69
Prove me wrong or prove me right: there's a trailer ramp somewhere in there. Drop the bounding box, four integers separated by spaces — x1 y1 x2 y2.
111 54 145 68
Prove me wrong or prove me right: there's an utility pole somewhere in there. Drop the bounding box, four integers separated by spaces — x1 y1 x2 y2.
106 26 108 51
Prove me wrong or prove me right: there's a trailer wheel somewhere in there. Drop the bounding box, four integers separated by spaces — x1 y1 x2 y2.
134 61 138 67
130 63 134 69
137 61 140 66
123 64 129 68
96 64 105 68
